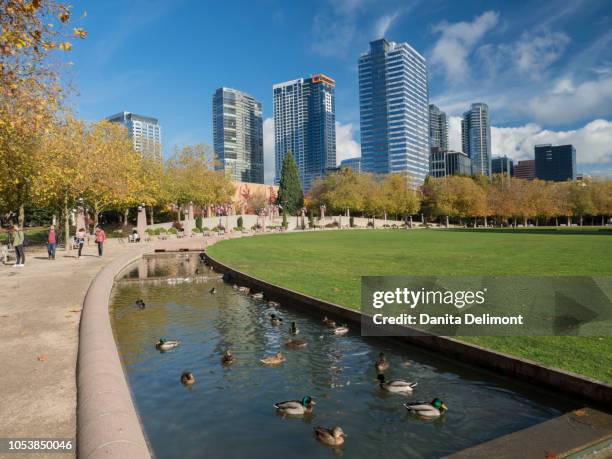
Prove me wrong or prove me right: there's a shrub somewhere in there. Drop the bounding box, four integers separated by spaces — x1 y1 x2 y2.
172 221 183 231
192 227 202 233
195 216 203 230
325 221 339 228
145 228 156 236
167 227 178 235
237 216 243 229
349 216 355 228
367 221 374 228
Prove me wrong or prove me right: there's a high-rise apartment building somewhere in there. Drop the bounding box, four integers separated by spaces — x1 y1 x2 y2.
534 144 576 182
358 38 429 184
107 111 162 160
461 103 491 176
212 87 264 183
491 155 514 177
429 104 448 152
273 74 336 191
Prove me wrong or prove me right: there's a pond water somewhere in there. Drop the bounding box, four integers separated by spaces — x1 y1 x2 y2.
110 253 575 459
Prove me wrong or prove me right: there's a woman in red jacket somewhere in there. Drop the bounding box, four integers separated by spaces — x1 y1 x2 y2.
94 225 106 257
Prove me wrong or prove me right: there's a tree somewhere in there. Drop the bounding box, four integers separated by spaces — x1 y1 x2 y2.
381 173 419 224
276 152 303 215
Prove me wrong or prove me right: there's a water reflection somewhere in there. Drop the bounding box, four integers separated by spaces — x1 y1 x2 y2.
110 254 575 459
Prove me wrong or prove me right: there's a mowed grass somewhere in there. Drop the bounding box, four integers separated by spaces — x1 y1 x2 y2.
208 229 612 383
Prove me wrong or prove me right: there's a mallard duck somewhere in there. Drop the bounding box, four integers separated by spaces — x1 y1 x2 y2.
404 398 448 417
135 299 146 309
210 287 217 294
270 314 283 326
314 426 346 446
260 352 285 365
284 338 307 349
274 396 315 416
251 292 264 300
155 338 180 351
289 321 299 335
238 286 250 294
180 371 196 385
322 316 336 328
377 373 417 393
221 349 235 365
268 301 280 307
375 352 390 372
334 325 349 335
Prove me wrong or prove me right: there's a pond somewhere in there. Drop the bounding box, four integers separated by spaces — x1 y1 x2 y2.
110 253 575 459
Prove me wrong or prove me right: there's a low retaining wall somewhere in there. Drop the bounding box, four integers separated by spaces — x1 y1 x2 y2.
77 252 151 459
205 253 612 409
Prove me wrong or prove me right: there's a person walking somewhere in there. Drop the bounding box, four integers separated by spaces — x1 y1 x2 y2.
76 227 86 259
13 224 25 267
47 224 57 260
94 225 106 257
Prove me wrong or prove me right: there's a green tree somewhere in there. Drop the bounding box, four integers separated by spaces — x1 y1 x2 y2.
277 152 303 215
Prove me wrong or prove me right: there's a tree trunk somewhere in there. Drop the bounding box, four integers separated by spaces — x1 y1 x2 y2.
445 215 449 228
523 217 527 227
484 216 488 227
18 203 25 227
176 208 181 222
149 206 154 225
409 215 413 228
567 216 571 226
580 215 583 226
64 195 70 252
602 216 605 226
555 217 558 226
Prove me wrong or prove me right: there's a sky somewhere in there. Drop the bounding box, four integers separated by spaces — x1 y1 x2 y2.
68 0 612 182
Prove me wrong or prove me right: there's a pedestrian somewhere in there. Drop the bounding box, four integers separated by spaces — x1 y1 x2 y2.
76 227 86 259
12 224 25 267
94 224 106 257
47 224 57 260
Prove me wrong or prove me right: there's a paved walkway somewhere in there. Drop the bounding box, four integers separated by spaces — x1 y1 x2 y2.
0 237 213 459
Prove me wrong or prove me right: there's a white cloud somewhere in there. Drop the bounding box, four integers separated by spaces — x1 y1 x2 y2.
374 10 400 38
528 77 612 125
551 77 575 95
335 121 361 164
511 30 570 76
263 118 275 184
449 116 612 166
430 10 499 81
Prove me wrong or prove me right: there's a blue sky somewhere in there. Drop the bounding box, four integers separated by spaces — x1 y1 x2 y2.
69 0 612 181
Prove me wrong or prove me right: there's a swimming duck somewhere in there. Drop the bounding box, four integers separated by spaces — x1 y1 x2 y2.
251 292 264 300
135 299 146 309
238 286 250 294
404 398 448 418
289 321 299 335
377 373 417 393
260 352 285 365
274 396 315 416
322 316 336 328
284 339 307 349
155 338 180 351
375 352 390 372
270 314 283 326
268 301 280 307
233 284 239 290
210 287 217 294
314 426 346 447
180 371 196 385
333 325 349 335
221 349 236 365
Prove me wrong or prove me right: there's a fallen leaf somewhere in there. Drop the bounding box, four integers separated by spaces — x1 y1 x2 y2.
37 355 48 362
573 409 588 417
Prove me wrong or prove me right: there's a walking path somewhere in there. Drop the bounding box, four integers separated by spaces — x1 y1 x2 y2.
0 237 212 459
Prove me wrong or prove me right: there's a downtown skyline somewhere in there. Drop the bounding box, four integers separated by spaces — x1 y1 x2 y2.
69 0 612 181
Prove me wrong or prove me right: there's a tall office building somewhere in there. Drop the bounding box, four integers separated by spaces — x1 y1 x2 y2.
461 103 491 176
514 159 536 180
358 38 429 184
534 144 576 182
273 74 336 191
429 148 472 178
107 111 162 160
340 157 362 172
429 104 448 152
491 155 514 177
212 87 264 183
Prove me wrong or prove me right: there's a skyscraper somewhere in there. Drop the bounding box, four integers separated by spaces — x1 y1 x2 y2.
491 155 514 176
273 74 336 191
339 157 362 172
534 144 576 182
358 38 429 184
212 87 264 183
461 103 491 176
514 160 536 180
429 104 448 152
107 111 162 160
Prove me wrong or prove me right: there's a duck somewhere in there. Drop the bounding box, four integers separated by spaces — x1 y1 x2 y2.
274 396 315 416
233 284 239 290
268 301 280 307
251 292 264 300
333 325 349 335
210 287 217 294
288 321 299 335
404 398 448 418
180 371 196 385
322 316 336 328
314 426 346 447
221 349 236 365
238 286 250 294
155 338 180 351
375 352 390 372
135 299 146 309
377 373 417 393
270 314 283 326
284 338 307 349
260 352 285 365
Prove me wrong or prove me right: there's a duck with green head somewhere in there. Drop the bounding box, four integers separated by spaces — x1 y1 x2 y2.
404 398 448 418
155 338 180 351
274 396 316 416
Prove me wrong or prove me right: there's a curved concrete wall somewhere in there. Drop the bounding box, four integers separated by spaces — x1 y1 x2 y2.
77 253 151 459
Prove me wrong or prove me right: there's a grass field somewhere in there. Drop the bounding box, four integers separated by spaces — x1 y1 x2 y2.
208 229 612 383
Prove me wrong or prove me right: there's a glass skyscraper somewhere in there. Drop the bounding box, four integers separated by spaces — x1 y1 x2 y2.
534 144 576 182
358 38 429 184
273 74 336 191
428 104 448 152
212 87 264 183
107 111 162 161
461 103 491 176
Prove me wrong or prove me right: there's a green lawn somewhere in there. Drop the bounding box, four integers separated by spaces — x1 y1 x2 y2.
208 229 612 383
